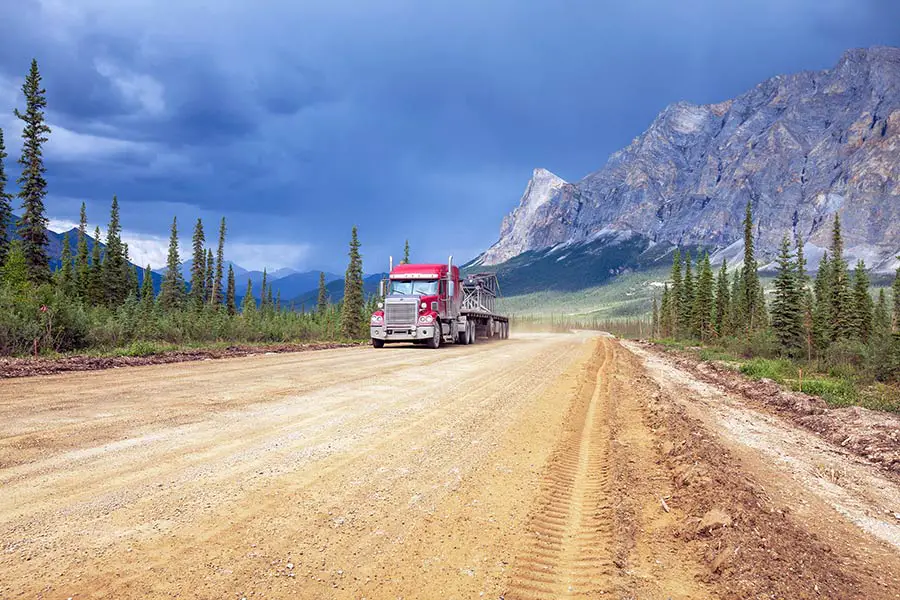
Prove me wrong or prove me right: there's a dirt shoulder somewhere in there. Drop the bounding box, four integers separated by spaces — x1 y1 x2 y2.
636 340 900 477
0 341 360 379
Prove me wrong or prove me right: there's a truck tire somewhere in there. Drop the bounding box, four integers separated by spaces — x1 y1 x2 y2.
458 326 467 345
372 338 385 348
470 323 476 344
426 323 441 349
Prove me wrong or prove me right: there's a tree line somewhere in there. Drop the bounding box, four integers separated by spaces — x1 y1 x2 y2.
0 59 372 355
651 201 900 381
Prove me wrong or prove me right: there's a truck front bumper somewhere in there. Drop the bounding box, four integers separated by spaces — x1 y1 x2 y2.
370 325 436 342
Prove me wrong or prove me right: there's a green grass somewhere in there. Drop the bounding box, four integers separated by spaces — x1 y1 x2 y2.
739 358 798 382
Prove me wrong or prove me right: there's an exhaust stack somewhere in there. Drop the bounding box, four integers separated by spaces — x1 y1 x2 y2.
389 255 393 272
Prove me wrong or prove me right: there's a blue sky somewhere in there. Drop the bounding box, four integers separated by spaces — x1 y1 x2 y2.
0 0 898 271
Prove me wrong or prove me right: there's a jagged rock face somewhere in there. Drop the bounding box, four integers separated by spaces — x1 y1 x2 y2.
482 47 900 272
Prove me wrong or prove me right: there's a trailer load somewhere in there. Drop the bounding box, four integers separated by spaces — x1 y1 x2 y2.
369 256 509 348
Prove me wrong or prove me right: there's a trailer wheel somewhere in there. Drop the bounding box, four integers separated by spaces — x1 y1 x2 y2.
426 323 441 349
372 338 385 348
457 326 467 345
470 323 476 344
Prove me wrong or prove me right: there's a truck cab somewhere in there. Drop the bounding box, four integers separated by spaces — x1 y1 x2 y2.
370 261 460 348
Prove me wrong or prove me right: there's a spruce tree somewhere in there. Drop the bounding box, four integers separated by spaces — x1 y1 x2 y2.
402 239 410 264
212 217 226 306
693 253 715 342
660 283 672 338
651 295 660 339
852 260 873 342
140 264 155 311
771 235 804 356
159 217 186 311
874 289 890 340
828 215 854 340
241 278 255 314
74 202 89 300
317 271 328 315
680 252 694 337
260 269 268 310
669 249 683 336
0 128 12 266
276 289 282 312
226 264 237 315
812 251 832 351
728 270 743 335
714 258 729 337
341 226 365 339
266 278 274 310
15 59 52 284
87 226 104 305
893 261 900 333
205 248 214 303
56 231 74 295
740 201 762 333
796 234 814 360
189 218 206 307
101 196 129 306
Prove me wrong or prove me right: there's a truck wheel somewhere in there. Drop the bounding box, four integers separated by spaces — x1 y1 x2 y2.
470 324 476 344
426 323 441 349
458 327 467 345
372 338 385 348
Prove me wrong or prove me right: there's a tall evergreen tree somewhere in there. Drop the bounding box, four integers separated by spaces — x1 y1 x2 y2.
796 233 814 360
189 218 206 307
812 251 832 351
205 248 215 304
140 264 155 311
893 261 900 333
275 289 282 312
212 217 226 305
402 239 410 264
680 252 695 337
0 128 13 266
692 253 715 341
728 270 743 335
159 217 186 311
739 200 763 333
56 232 74 295
660 283 672 338
226 264 237 315
341 226 365 339
87 226 104 305
651 295 660 339
669 249 683 336
828 215 854 340
771 235 804 356
101 196 129 307
317 271 328 315
714 258 730 337
874 289 890 340
74 202 89 300
852 260 873 342
15 59 52 284
260 269 268 310
241 278 255 314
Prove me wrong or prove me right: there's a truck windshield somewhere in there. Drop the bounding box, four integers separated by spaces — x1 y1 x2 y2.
389 279 438 295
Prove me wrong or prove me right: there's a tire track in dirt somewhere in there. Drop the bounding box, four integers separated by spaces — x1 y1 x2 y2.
506 338 618 599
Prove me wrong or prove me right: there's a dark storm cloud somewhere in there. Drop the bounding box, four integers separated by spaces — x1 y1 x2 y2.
0 0 898 270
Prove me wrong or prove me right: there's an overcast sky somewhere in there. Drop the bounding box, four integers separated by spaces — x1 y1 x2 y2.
0 0 898 271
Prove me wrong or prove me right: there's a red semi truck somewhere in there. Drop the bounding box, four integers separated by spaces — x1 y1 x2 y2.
369 256 509 348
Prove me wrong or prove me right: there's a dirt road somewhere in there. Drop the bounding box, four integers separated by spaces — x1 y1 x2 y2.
2 333 899 599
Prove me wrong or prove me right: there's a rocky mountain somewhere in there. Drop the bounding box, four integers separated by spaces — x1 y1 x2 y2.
480 47 900 279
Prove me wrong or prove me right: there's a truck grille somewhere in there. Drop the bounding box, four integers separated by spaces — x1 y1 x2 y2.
385 302 417 326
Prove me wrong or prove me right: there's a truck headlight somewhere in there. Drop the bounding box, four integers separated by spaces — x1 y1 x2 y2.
371 315 383 324
418 315 434 324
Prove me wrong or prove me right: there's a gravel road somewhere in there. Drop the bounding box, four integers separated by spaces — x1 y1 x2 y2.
1 333 898 599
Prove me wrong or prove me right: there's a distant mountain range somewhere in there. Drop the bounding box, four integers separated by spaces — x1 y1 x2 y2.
156 260 341 301
475 47 900 295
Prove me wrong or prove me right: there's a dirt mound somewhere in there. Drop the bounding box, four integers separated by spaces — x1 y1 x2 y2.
643 342 900 476
800 407 900 474
0 342 356 379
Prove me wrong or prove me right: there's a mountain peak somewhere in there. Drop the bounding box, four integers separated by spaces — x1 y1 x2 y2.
480 46 900 274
